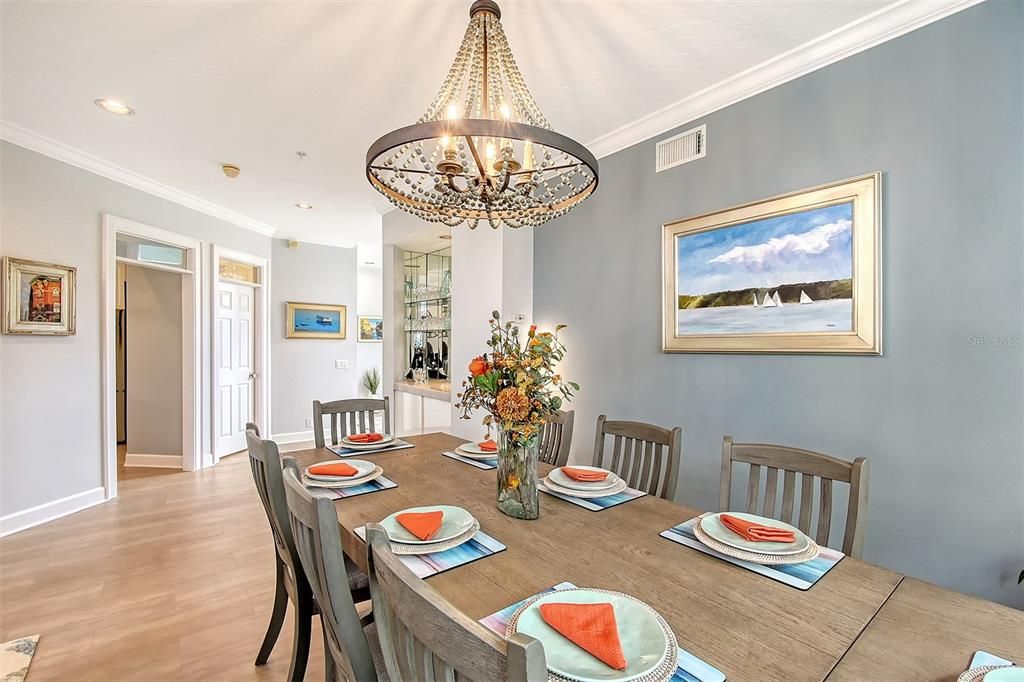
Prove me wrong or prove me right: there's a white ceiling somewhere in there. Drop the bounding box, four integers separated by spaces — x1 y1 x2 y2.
1 0 901 248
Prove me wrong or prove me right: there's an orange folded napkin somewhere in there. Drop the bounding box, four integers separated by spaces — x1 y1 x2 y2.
308 462 359 477
720 514 796 543
561 466 609 482
539 602 626 670
348 432 384 443
396 510 444 541
478 439 498 452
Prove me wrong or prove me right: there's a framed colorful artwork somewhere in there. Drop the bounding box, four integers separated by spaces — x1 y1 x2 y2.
2 257 77 336
286 302 346 339
358 316 383 342
662 173 881 354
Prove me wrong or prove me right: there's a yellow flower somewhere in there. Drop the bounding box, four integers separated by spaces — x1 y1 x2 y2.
507 473 521 489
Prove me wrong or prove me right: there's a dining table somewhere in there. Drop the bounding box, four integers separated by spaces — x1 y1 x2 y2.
288 432 1022 682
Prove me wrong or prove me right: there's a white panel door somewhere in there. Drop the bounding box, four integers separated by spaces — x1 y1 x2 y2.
216 282 255 456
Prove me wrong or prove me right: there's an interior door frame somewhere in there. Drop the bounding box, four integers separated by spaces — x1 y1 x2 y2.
101 214 203 500
211 245 271 463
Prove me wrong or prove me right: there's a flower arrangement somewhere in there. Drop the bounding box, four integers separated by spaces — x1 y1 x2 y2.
455 311 578 445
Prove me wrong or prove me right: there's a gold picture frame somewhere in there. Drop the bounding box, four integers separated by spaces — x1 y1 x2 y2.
662 172 881 354
286 302 347 339
2 256 77 336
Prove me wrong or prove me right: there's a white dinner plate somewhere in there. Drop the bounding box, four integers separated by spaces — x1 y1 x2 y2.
699 512 809 555
542 476 628 499
302 465 383 489
458 442 498 456
339 432 395 448
380 505 476 545
510 588 675 682
455 445 499 461
304 459 376 482
548 466 619 491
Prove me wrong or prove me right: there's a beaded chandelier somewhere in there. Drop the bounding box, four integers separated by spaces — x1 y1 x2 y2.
365 0 599 229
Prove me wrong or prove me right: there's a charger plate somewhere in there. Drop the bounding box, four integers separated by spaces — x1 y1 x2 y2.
958 667 1022 682
699 512 810 555
548 466 619 492
460 442 498 455
507 588 677 682
693 520 819 565
455 445 500 460
542 476 628 499
304 459 376 482
384 519 480 556
342 433 395 446
302 465 383 489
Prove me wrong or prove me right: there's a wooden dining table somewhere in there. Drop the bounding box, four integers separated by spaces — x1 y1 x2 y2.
288 432 1021 682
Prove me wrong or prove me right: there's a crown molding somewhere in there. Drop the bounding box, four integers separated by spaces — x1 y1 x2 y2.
587 0 985 159
0 121 277 237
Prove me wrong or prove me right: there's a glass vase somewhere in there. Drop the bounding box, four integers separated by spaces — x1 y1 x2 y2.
496 427 540 520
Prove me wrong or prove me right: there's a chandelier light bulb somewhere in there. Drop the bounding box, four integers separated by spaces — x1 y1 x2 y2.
446 103 460 120
499 102 511 121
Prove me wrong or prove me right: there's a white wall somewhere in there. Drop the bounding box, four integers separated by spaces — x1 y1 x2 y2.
269 238 359 438
355 262 383 396
125 265 183 457
0 141 270 524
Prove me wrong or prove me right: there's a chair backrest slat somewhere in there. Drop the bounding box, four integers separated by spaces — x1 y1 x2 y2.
591 415 682 500
281 460 377 682
538 410 574 466
244 424 303 576
719 436 870 558
366 524 547 682
314 397 392 448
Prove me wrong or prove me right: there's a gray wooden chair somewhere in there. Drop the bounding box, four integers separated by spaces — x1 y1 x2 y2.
281 460 388 682
591 415 682 500
366 523 547 681
719 436 870 558
314 397 392 448
538 409 574 466
245 425 369 681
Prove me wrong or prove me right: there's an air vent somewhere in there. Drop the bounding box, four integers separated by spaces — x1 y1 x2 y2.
656 124 706 172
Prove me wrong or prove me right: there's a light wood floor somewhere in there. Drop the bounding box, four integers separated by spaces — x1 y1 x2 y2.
0 447 331 681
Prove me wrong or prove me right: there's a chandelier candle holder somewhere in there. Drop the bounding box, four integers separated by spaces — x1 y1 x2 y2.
366 0 599 229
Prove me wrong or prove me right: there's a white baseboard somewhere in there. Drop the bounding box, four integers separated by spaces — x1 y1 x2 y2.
0 487 106 538
202 451 215 467
272 430 315 445
123 453 183 468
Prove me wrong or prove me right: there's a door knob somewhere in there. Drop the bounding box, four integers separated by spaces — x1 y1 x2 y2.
248 371 257 380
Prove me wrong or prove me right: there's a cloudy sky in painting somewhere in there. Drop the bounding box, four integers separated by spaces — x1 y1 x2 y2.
677 202 853 295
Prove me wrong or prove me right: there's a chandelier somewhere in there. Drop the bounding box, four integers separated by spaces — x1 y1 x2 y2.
365 0 599 229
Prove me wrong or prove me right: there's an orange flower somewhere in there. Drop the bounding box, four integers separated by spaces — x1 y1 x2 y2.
496 387 531 422
468 356 488 377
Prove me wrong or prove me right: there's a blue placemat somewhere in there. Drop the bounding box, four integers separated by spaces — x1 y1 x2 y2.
312 476 397 500
538 480 646 511
442 450 497 470
354 526 506 579
480 582 726 682
328 439 415 457
660 512 844 591
968 650 1014 668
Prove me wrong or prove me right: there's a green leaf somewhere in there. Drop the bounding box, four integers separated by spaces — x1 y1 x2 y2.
491 310 501 320
550 395 562 410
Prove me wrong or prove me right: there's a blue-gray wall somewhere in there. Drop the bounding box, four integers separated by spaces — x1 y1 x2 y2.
534 1 1023 607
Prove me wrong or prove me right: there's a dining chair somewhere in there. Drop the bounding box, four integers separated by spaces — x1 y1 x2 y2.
365 523 547 682
591 415 682 500
245 426 370 681
314 397 392 448
719 436 870 558
281 460 388 682
538 409 574 466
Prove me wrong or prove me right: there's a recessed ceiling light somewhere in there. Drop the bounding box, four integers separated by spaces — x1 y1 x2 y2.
295 202 313 210
439 234 452 240
95 99 134 116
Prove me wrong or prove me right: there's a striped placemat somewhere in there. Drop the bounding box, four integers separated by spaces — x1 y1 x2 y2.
969 651 1013 668
328 439 415 457
313 476 397 500
354 526 506 579
480 582 726 682
442 450 497 470
660 512 843 591
538 480 646 511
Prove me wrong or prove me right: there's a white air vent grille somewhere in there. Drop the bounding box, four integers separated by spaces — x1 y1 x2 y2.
655 124 706 172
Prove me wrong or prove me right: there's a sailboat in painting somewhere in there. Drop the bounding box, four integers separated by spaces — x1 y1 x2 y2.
773 291 783 307
799 290 814 304
752 292 760 307
761 292 777 308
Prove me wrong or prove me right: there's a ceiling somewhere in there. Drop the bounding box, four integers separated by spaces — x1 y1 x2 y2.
1 0 898 249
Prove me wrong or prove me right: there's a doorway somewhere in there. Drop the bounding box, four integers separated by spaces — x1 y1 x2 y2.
212 247 270 461
102 215 202 500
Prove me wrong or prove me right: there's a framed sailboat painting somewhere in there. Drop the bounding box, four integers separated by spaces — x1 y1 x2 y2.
662 173 881 354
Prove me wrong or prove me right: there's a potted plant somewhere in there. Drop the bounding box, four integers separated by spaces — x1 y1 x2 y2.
455 311 578 520
361 367 382 398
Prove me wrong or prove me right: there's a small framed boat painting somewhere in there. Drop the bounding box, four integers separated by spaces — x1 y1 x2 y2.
2 256 77 336
662 173 881 354
286 302 346 339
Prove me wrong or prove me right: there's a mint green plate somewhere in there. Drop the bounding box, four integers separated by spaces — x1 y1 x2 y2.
985 668 1024 682
700 512 809 555
380 505 475 545
511 588 671 682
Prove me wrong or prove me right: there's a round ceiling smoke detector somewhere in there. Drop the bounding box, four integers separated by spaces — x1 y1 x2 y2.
221 164 241 179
